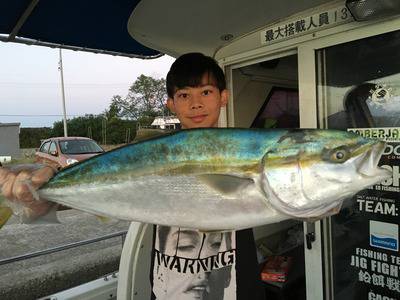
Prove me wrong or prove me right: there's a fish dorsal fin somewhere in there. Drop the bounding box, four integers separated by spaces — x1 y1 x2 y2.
197 174 254 195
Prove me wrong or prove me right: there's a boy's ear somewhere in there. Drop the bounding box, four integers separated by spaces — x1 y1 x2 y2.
220 89 229 107
166 98 175 113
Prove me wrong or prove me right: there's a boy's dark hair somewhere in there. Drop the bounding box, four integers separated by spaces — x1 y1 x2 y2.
166 53 226 98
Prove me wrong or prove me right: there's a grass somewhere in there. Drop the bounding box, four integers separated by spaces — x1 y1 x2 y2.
2 157 35 167
135 128 175 142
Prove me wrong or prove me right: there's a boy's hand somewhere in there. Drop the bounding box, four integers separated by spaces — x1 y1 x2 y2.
0 164 56 218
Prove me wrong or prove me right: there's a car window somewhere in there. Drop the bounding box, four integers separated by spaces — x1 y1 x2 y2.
59 140 103 154
40 141 51 153
49 142 57 153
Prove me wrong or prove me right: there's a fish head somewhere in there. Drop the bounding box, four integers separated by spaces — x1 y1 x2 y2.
261 129 391 219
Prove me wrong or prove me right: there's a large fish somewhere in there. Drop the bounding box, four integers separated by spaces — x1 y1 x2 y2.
2 128 391 231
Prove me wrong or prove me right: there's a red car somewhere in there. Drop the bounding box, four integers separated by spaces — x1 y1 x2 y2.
35 137 104 170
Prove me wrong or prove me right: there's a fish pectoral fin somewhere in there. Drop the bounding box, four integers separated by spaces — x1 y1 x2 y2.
196 174 254 195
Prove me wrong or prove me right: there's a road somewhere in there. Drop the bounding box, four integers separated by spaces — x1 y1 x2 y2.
0 209 130 300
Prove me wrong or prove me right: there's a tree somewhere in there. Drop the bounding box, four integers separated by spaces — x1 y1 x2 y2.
52 114 104 142
106 118 136 144
52 114 136 145
104 95 122 120
113 75 168 124
20 127 52 148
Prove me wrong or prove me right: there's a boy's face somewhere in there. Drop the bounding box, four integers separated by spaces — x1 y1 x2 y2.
167 74 228 129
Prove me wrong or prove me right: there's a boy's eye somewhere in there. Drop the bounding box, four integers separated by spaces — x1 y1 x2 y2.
177 93 189 99
202 90 212 96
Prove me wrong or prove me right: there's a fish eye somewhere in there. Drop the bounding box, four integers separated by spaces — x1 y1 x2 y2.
336 151 345 160
330 148 349 163
322 146 350 163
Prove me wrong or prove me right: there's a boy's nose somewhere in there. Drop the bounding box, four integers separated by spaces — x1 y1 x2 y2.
191 103 203 109
190 94 204 109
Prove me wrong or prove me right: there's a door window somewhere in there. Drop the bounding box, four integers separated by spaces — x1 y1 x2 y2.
49 142 57 154
251 87 299 128
40 141 51 153
316 30 400 300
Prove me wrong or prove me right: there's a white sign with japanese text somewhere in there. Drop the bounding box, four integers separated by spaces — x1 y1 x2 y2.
260 5 353 45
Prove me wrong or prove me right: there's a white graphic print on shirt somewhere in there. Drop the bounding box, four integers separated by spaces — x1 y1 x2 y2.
152 226 237 300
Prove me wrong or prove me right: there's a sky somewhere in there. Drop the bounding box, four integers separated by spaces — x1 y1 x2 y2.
0 42 175 128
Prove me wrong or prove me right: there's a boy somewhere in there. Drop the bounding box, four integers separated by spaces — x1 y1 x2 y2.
0 53 265 299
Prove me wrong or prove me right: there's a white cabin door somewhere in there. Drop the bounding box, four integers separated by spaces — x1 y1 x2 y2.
315 28 400 300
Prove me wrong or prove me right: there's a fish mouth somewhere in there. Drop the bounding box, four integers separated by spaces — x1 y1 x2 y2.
357 141 391 182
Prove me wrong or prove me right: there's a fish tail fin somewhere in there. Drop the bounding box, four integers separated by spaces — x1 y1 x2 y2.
4 197 60 225
2 180 60 225
23 179 40 201
0 205 13 229
23 179 60 224
21 203 60 224
0 193 13 229
95 215 113 223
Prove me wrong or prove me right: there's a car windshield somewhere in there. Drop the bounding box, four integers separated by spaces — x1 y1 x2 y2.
59 140 103 154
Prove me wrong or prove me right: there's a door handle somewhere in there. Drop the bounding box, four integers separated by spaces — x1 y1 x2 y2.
305 222 316 250
306 232 315 250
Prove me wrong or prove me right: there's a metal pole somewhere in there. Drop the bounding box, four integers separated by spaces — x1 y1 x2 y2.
0 230 128 266
58 48 68 137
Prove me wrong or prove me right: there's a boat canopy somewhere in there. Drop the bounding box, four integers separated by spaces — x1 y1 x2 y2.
0 0 336 59
0 0 161 58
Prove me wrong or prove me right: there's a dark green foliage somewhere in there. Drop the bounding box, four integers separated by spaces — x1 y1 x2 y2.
20 116 137 148
52 115 104 142
106 118 136 144
137 115 158 127
20 127 52 148
106 96 122 119
52 115 136 145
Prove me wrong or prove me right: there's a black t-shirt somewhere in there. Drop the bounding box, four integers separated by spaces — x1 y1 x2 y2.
150 226 265 300
236 228 265 300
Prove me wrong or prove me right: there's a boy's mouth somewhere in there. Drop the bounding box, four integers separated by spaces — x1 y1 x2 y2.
190 114 208 123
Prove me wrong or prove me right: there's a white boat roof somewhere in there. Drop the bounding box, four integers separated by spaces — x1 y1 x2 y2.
128 0 333 57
